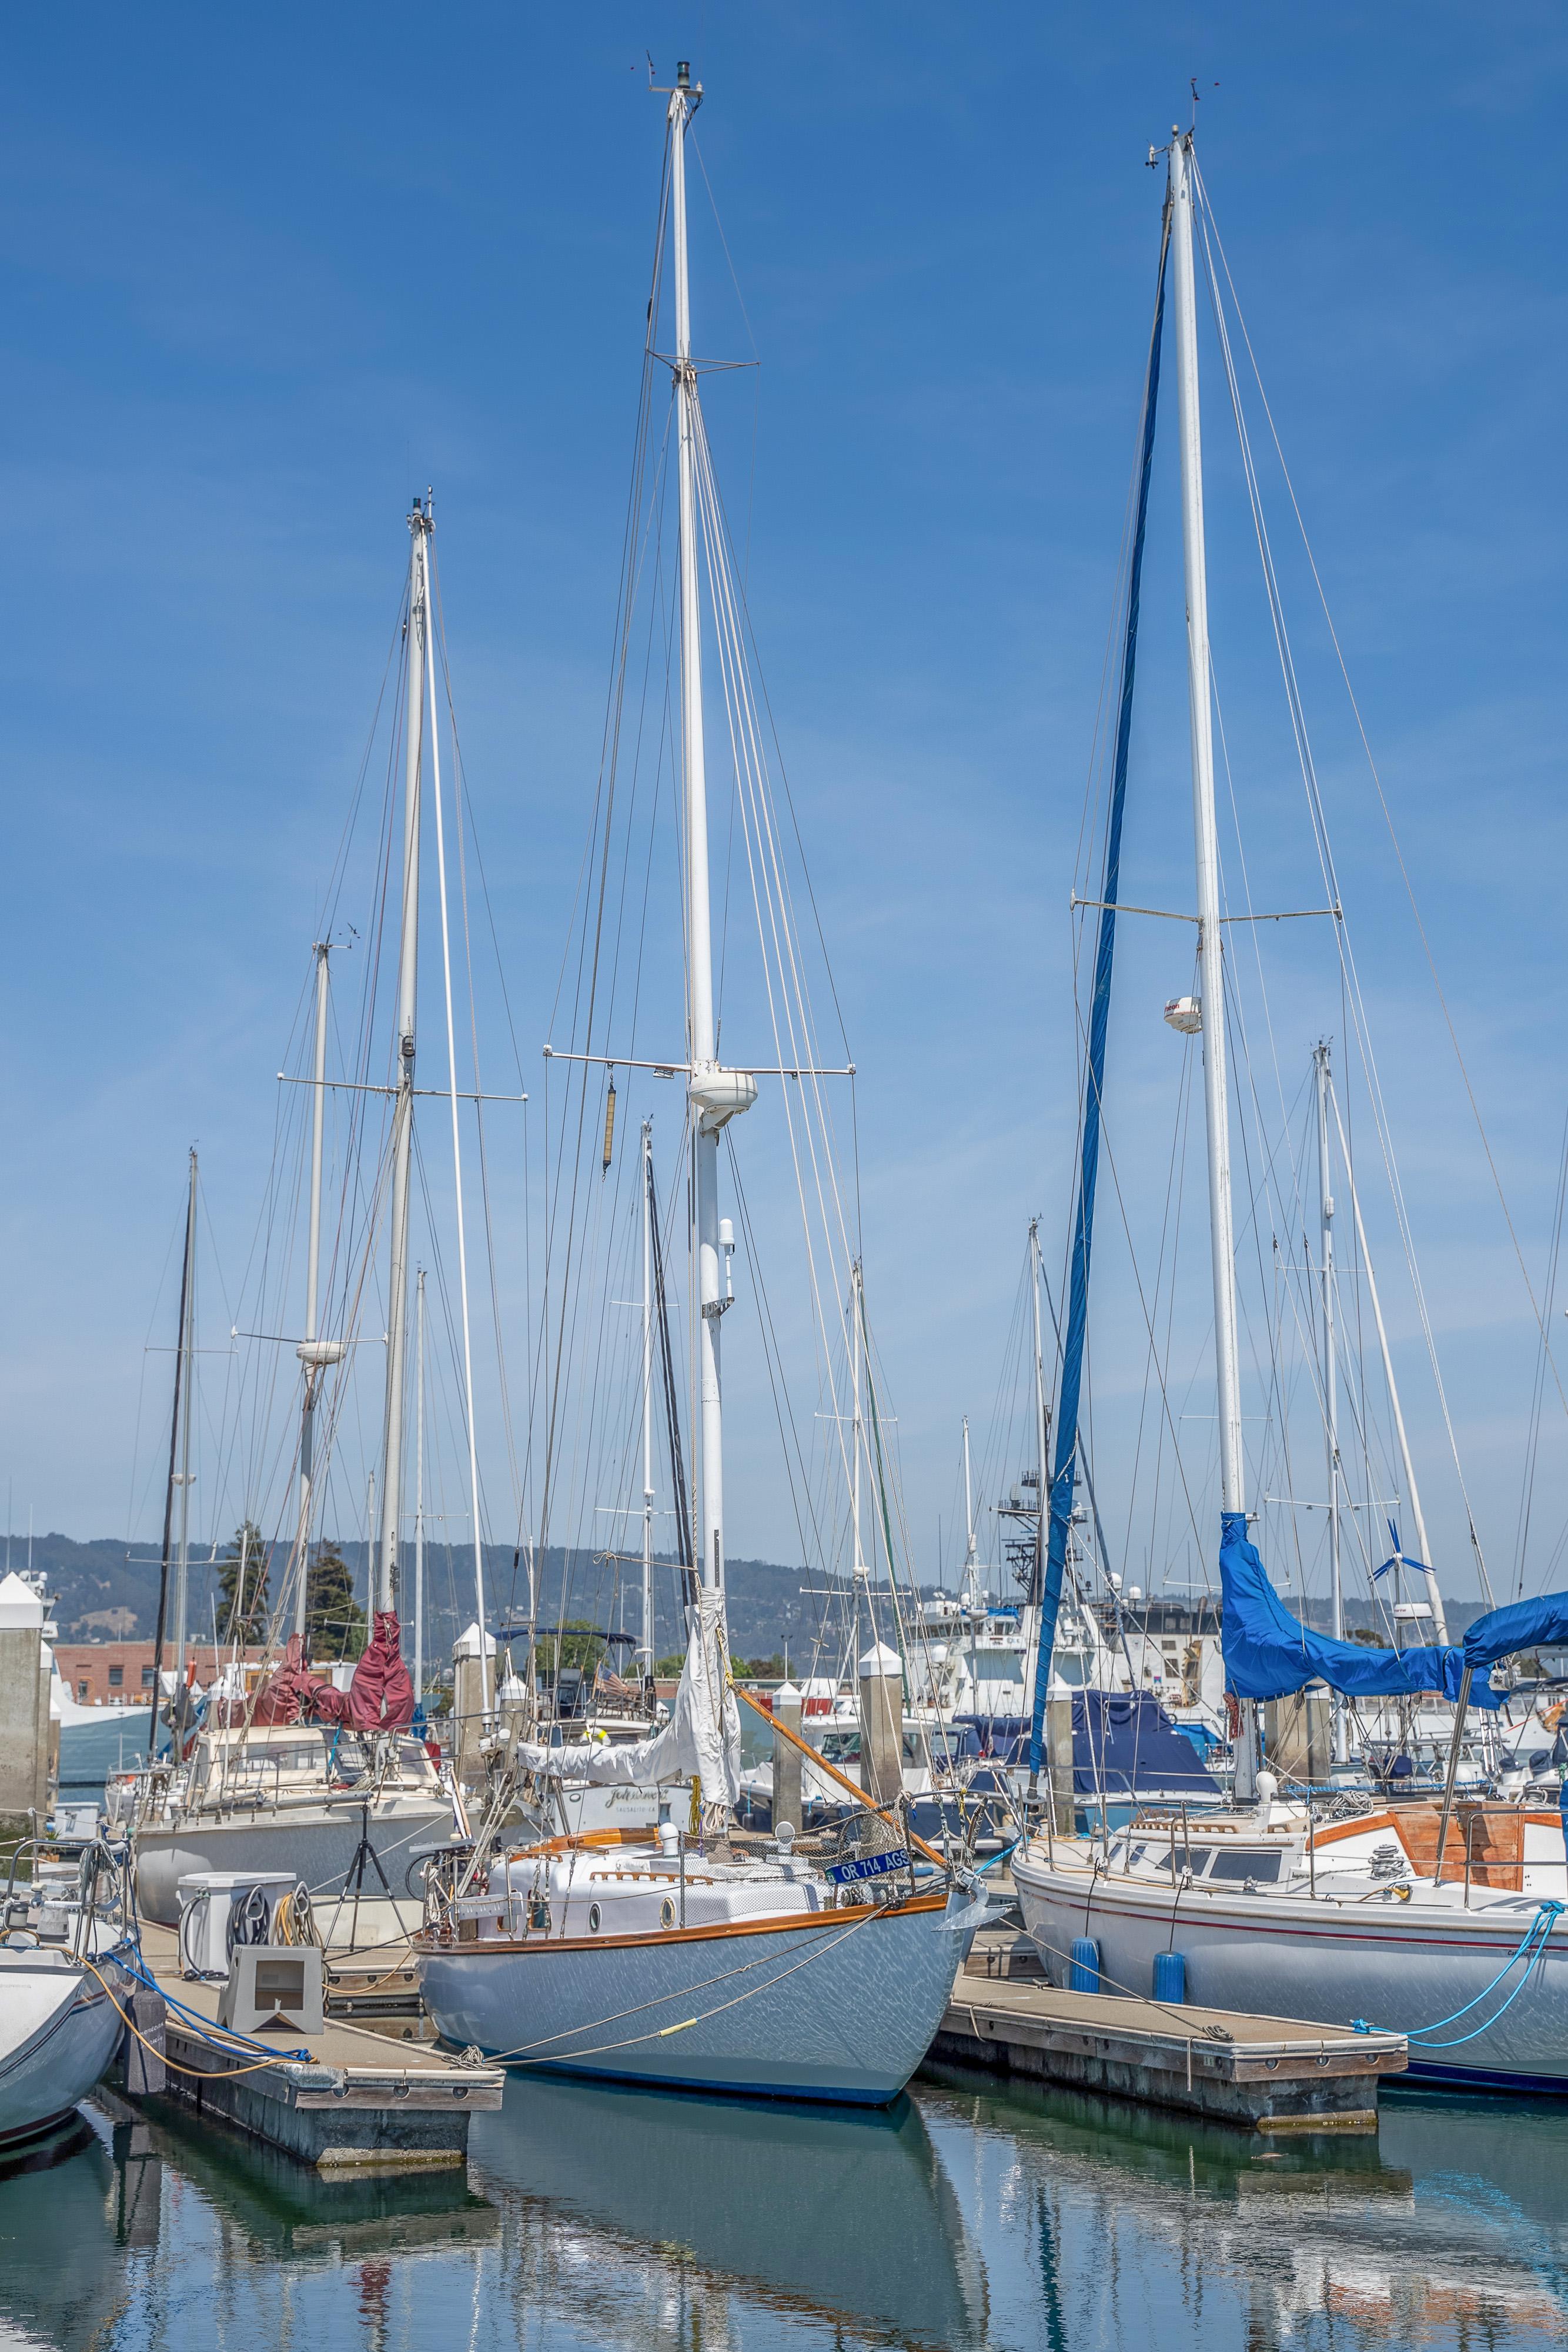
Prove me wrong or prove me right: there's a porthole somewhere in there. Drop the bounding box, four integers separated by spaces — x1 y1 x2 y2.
660 1897 676 1929
587 1902 602 1933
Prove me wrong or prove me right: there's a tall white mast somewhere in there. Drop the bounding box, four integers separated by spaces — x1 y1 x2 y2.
961 1415 978 1597
171 1147 198 1690
667 61 755 1597
414 1267 425 1703
1169 133 1254 1795
294 941 345 1636
305 944 330 1356
640 1120 656 1673
851 1263 867 1581
1314 1041 1346 1760
1328 1075 1447 1641
424 538 487 1657
377 497 430 1615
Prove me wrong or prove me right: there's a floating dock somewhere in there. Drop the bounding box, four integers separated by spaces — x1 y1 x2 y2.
929 1937 1405 2131
323 1950 426 2026
120 1924 502 2171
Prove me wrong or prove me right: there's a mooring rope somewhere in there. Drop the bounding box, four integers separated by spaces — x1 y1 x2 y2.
1351 1897 1566 2049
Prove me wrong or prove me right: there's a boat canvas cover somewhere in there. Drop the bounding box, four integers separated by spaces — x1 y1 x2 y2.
1071 1691 1224 1797
1219 1512 1568 1708
513 1592 742 1806
956 1700 1222 1796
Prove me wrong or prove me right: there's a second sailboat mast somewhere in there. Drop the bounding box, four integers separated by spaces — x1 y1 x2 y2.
1169 132 1243 1524
1169 132 1256 1793
377 496 431 1613
669 65 755 1598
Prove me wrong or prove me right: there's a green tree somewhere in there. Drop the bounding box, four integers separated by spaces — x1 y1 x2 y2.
536 1620 616 1676
305 1547 367 1662
219 1520 270 1646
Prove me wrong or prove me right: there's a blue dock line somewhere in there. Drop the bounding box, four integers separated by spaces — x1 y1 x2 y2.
1352 1898 1565 2049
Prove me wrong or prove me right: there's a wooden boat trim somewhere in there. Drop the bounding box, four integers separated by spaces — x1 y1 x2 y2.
1313 1806 1561 1850
505 1826 660 1860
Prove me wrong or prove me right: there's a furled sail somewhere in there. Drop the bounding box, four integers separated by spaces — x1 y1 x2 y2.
512 1590 741 1805
1221 1513 1568 1708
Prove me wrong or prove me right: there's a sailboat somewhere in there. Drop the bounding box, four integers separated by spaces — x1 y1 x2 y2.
0 1832 136 2149
132 509 467 1932
1012 128 1568 2090
415 62 977 2102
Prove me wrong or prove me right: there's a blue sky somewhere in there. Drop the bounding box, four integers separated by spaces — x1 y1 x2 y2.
2 2 1566 1615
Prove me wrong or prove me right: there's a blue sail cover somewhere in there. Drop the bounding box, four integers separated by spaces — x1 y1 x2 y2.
956 1700 1223 1796
1463 1593 1568 1669
1219 1511 1506 1710
1071 1692 1225 1799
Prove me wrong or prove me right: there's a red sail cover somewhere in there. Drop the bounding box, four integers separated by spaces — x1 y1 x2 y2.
311 1678 350 1725
250 1634 322 1726
347 1611 416 1731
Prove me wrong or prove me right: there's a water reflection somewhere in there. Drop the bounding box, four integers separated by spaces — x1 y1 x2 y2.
471 2073 987 2347
0 2061 1562 2348
920 2062 1568 2347
0 2119 124 2350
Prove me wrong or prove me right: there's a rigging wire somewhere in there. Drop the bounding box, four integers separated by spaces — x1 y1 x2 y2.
1193 159 1500 1599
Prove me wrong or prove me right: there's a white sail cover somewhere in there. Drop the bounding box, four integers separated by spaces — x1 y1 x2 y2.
514 1591 742 1808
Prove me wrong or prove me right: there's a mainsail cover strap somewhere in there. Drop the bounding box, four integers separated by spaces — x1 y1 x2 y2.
511 1590 743 1805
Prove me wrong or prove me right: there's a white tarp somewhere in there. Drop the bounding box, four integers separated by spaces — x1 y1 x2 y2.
513 1591 742 1808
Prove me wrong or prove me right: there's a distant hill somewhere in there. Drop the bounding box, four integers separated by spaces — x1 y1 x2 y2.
25 1529 920 1671
26 1528 1499 1662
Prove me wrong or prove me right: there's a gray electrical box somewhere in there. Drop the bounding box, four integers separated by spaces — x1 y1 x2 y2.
216 1943 325 2038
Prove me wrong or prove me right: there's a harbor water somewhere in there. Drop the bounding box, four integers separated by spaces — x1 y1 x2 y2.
1 2064 1566 2350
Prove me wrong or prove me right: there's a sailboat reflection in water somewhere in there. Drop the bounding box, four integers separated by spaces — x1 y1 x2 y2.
480 2071 987 2349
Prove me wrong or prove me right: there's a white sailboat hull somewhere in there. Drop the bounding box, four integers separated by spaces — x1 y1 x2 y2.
134 1797 451 1926
1013 1847 1568 2091
0 1950 131 2147
419 1890 971 2105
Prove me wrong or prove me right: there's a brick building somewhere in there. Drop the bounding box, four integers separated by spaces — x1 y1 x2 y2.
52 1641 265 1707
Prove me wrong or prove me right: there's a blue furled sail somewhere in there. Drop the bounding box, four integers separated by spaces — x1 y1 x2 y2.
1219 1512 1568 1712
1027 221 1171 1781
